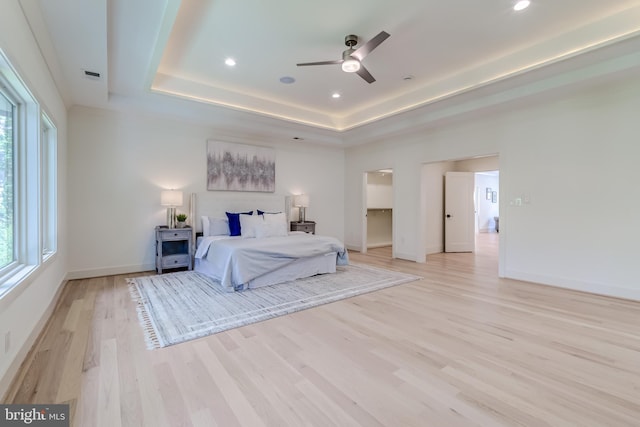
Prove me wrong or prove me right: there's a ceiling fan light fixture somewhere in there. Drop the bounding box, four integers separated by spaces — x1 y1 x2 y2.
296 31 389 83
342 58 360 73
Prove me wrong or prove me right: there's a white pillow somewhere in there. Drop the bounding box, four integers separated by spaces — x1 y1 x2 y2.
201 216 210 236
264 211 286 223
256 212 288 238
239 214 264 238
201 216 229 236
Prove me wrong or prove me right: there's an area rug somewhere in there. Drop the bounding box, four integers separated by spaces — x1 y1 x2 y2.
127 264 421 349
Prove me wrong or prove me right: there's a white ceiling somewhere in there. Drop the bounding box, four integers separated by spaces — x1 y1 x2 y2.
20 0 640 138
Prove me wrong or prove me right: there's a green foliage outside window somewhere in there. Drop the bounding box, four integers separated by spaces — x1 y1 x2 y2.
0 92 14 268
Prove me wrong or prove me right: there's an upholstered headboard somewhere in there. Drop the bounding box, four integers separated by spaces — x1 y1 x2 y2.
189 192 293 233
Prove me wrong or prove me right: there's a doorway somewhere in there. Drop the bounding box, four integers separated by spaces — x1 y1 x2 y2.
422 155 500 261
363 169 393 257
473 170 500 257
475 170 500 234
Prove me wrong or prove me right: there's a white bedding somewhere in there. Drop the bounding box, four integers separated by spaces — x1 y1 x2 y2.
195 232 349 291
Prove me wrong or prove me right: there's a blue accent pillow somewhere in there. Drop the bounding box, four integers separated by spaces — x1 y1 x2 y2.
226 211 253 236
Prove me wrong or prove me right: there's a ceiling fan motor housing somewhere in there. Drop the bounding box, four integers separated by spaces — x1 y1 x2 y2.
342 48 356 60
344 34 358 47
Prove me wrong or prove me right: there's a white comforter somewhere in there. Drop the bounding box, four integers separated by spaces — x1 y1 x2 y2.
195 233 349 291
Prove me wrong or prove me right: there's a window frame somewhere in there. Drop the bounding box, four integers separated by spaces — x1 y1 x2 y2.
41 113 57 259
0 49 57 303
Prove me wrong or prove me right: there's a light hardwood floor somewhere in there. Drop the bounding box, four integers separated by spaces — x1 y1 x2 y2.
5 233 640 426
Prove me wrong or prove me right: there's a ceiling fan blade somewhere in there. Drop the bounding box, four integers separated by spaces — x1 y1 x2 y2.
356 65 375 84
352 31 390 61
297 60 343 67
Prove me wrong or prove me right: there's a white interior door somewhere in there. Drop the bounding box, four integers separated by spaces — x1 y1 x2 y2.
445 171 475 252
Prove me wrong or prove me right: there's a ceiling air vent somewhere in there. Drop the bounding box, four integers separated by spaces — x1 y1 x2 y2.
82 69 101 80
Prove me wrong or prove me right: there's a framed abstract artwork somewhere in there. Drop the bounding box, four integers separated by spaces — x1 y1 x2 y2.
206 140 275 192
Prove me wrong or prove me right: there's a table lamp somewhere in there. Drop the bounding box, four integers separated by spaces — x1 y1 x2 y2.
293 194 309 223
160 190 183 228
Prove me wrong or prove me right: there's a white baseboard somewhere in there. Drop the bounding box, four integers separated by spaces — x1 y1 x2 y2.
504 269 640 301
367 242 392 249
425 245 442 255
66 263 155 281
393 251 419 262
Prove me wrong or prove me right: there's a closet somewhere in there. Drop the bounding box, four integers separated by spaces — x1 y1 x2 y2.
366 170 392 248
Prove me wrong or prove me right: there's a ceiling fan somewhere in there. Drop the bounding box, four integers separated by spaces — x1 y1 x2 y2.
296 31 390 84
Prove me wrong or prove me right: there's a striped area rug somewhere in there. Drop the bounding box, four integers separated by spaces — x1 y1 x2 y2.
127 264 421 348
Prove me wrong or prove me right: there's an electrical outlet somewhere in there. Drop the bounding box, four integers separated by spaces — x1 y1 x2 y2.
5 331 10 354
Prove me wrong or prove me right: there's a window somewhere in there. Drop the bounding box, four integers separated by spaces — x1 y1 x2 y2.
41 114 57 257
0 90 15 270
0 49 57 298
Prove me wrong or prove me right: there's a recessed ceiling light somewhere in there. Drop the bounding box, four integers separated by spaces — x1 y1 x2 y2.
332 92 341 99
514 0 530 11
225 58 236 66
279 76 295 84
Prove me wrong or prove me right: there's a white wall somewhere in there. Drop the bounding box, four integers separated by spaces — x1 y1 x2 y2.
67 106 345 278
0 1 68 398
455 156 499 173
366 209 392 248
366 172 392 208
346 73 640 300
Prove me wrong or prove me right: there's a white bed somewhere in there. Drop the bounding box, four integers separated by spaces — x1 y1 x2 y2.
190 193 348 292
195 233 347 291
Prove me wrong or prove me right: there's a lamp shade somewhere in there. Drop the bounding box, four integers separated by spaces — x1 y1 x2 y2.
160 190 183 207
293 194 309 208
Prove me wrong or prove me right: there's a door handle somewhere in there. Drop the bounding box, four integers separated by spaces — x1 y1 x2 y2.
446 214 452 218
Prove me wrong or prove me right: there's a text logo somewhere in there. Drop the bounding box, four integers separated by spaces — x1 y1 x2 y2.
0 405 69 427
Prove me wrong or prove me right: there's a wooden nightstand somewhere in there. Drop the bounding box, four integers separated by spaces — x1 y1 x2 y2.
155 226 193 274
290 221 316 234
